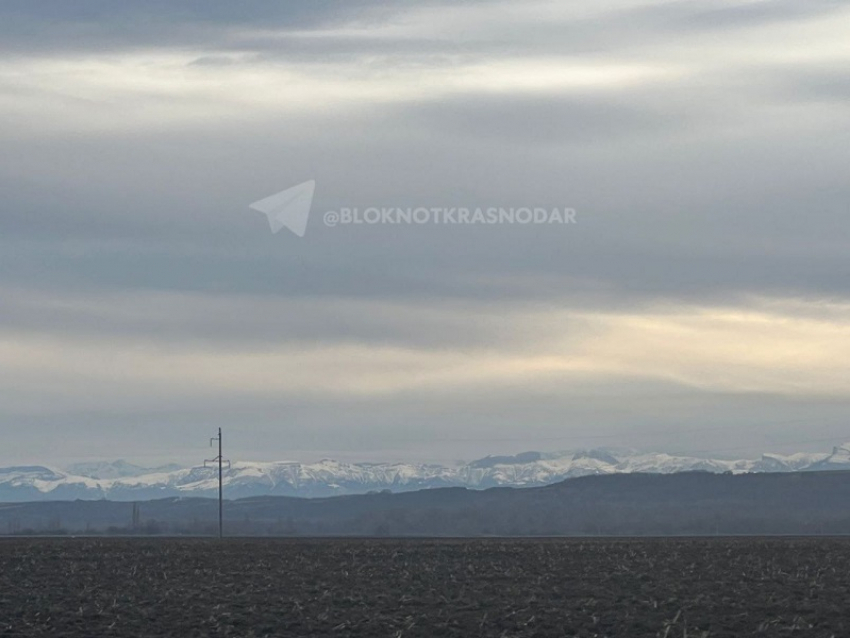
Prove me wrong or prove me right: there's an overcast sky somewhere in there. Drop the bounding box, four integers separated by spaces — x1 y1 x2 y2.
2 0 850 467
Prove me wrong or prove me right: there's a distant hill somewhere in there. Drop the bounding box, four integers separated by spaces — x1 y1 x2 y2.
1 444 846 502
3 470 850 536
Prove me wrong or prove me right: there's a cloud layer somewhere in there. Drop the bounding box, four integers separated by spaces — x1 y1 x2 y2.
1 0 849 464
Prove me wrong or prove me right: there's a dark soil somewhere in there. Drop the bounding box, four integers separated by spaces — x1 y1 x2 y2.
1 537 848 637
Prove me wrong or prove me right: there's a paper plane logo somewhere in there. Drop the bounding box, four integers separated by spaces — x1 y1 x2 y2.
249 180 316 237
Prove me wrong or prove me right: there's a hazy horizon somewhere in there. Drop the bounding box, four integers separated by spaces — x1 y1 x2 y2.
6 437 848 472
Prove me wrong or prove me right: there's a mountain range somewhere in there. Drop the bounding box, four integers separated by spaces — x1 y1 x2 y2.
5 470 850 537
2 443 850 502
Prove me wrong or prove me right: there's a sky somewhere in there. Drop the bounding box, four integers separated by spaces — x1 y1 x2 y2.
1 0 850 467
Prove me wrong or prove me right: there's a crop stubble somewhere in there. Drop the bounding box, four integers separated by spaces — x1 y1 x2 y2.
0 537 848 637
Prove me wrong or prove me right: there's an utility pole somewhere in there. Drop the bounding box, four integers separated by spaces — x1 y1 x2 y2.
204 428 230 538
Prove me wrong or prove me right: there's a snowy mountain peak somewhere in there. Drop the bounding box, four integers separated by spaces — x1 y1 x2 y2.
469 452 542 469
65 460 182 480
571 449 620 465
831 444 850 457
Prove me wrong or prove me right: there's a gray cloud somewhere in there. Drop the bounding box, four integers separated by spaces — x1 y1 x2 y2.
678 0 846 30
399 93 671 145
2 0 844 59
0 1 386 51
775 68 850 103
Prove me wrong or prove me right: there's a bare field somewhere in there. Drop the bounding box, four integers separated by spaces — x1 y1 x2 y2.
1 538 849 637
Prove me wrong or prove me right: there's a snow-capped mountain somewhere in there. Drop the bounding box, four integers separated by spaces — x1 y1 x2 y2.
0 445 845 503
63 460 183 480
